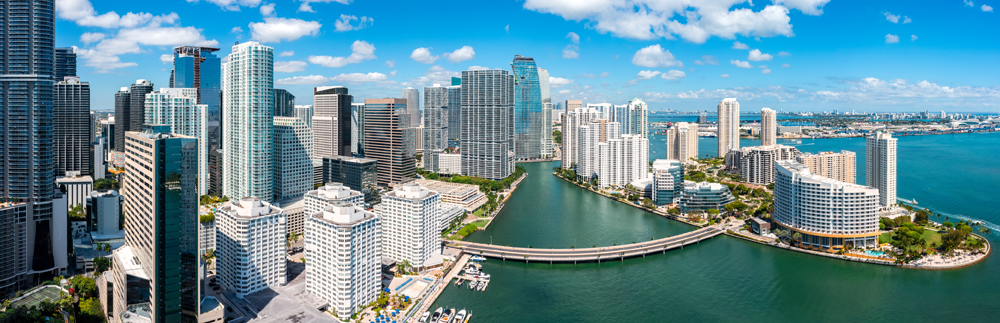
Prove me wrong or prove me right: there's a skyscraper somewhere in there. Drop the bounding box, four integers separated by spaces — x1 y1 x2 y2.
144 88 209 195
402 87 421 127
172 46 221 151
423 85 450 171
306 201 381 318
717 98 740 157
223 41 274 201
351 103 365 155
625 98 649 137
461 69 514 180
216 198 287 298
565 99 582 113
113 87 130 152
363 98 415 186
447 86 462 140
295 105 314 128
666 122 699 162
53 77 91 176
560 108 600 170
313 86 353 158
538 68 553 158
796 150 856 184
115 127 200 322
114 80 154 152
652 159 684 206
273 117 314 200
55 47 77 80
376 183 441 270
866 132 897 208
273 88 296 117
761 107 777 146
511 55 544 160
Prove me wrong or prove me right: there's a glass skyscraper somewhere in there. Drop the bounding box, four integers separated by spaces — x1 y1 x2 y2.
173 46 221 151
461 69 514 180
511 55 544 159
447 85 461 140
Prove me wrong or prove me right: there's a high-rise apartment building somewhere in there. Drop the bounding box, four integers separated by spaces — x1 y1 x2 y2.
363 98 415 186
144 87 209 195
666 122 699 162
54 77 92 176
717 98 740 157
402 87 421 127
55 47 77 80
115 127 200 322
624 98 649 137
796 151 856 184
351 102 365 155
565 99 582 112
217 198 287 298
113 88 130 152
725 145 801 185
423 85 450 172
866 132 897 207
313 86 353 158
223 41 274 201
578 120 649 188
461 69 514 180
377 183 441 270
171 46 221 152
306 201 381 318
511 55 545 160
652 160 684 205
538 68 553 158
295 105 314 128
760 108 777 146
447 86 462 140
304 183 365 223
209 149 223 197
273 117 314 200
560 108 601 170
273 88 296 117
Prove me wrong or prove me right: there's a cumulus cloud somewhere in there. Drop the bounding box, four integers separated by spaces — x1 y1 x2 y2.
558 89 572 94
632 45 683 68
276 74 329 85
563 45 579 59
758 65 768 69
730 59 752 68
636 70 661 80
403 65 461 87
903 16 912 23
911 34 918 41
298 0 352 13
578 73 597 79
274 61 307 72
732 41 750 49
521 0 829 43
694 55 718 65
334 14 373 32
72 22 219 72
983 5 993 12
331 72 388 83
720 74 730 78
778 51 791 57
566 32 580 44
193 0 264 11
443 46 476 63
410 47 439 64
661 70 687 80
549 76 574 87
885 34 900 43
385 60 395 67
781 63 791 68
80 32 105 44
761 68 772 74
600 72 610 77
249 17 321 42
965 0 974 7
505 24 510 33
883 12 900 23
279 51 294 57
748 49 773 61
57 0 180 29
309 40 376 68
260 3 275 16
160 54 173 64
230 26 244 34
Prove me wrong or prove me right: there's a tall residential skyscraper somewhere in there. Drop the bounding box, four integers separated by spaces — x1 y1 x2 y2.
113 87 131 152
560 108 600 170
796 150 857 184
223 41 274 201
376 183 441 270
313 86 353 158
295 104 314 128
538 68 553 158
717 98 740 157
866 132 897 207
216 198 287 298
577 119 648 188
144 88 209 195
172 46 221 151
625 98 649 137
402 87 421 127
565 99 582 112
351 103 365 155
423 85 450 152
511 55 544 160
54 77 92 176
761 107 777 146
461 69 514 180
273 88 296 117
447 86 462 140
115 127 200 322
363 98 415 186
273 117 314 200
55 47 77 80
666 122 699 162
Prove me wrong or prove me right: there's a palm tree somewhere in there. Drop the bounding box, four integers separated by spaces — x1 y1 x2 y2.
103 243 112 256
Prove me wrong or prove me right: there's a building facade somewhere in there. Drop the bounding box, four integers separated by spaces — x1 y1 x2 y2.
54 77 92 176
305 202 381 318
560 108 600 170
438 153 462 175
402 87 421 128
363 98 415 186
295 105 313 128
725 145 801 185
866 132 897 207
461 69 515 180
511 55 545 160
564 100 582 112
55 47 76 80
577 119 649 188
273 117 314 200
144 87 209 195
447 86 462 140
377 183 441 270
313 86 353 158
538 68 553 158
216 197 287 298
321 156 380 206
666 122 699 162
760 107 777 146
171 46 221 153
680 181 736 212
273 89 296 117
351 103 365 155
223 41 274 202
424 85 450 172
796 151 857 184
717 98 740 157
304 183 365 223
652 160 684 206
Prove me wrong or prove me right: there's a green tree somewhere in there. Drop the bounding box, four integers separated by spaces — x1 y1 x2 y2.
200 213 215 223
78 297 106 323
667 208 681 215
93 257 111 274
552 129 562 145
792 232 802 242
641 198 655 209
93 178 119 190
68 203 86 221
71 276 97 299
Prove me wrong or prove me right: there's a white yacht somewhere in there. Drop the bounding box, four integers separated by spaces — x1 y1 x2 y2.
420 311 430 322
453 309 467 323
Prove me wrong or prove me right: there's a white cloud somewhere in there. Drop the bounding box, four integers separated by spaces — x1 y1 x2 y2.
549 76 574 87
694 55 718 65
579 73 597 78
883 12 900 23
275 61 307 72
778 51 791 57
885 34 900 44
230 26 244 34
758 65 768 69
276 75 329 85
631 45 683 68
298 0 352 13
748 49 773 61
903 16 911 23
390 71 397 77
80 32 105 44
334 14 373 32
442 46 476 63
730 59 752 68
983 5 994 12
566 32 580 44
720 74 730 78
761 68 772 74
558 89 572 94
73 24 219 72
404 66 461 86
385 60 395 67
636 70 661 80
279 51 294 57
563 45 579 59
410 47 439 64
911 34 918 41
309 40 376 68
468 66 491 71
522 0 829 43
781 63 791 68
160 54 173 64
260 3 275 16
57 0 179 29
505 24 510 33
193 0 263 11
600 72 610 77
732 41 749 49
249 17 321 43
965 0 974 7
661 70 687 80
331 72 388 83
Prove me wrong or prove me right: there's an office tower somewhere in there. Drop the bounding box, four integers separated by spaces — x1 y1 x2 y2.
680 181 736 212
363 98 415 186
321 156 379 206
304 183 365 220
1 0 63 292
796 151 857 184
402 87 421 128
666 122 699 162
717 98 740 157
113 88 130 152
86 190 122 235
313 86 353 158
295 105 314 128
461 69 514 180
223 41 274 202
172 46 222 152
129 81 155 139
93 137 106 180
55 47 77 80
423 85 449 172
101 119 116 152
774 160 881 250
115 127 199 322
447 86 462 140
725 145 801 185
273 88 296 117
306 201 381 318
511 55 544 160
560 108 600 170
451 77 461 86
761 107 777 146
538 68 553 158
351 103 365 155
866 132 897 207
216 197 287 298
144 88 209 195
376 183 441 270
209 149 223 197
53 77 92 176
565 99 582 112
697 114 708 124
273 117 314 200
652 160 684 205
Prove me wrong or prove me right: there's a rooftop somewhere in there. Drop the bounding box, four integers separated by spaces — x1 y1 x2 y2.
313 201 375 225
114 245 149 280
775 160 876 191
220 197 283 218
412 179 479 198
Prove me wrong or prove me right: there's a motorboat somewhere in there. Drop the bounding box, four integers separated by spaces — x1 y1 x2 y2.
476 274 490 281
456 278 464 286
470 255 486 262
440 308 454 323
453 309 467 323
464 263 482 275
420 311 430 323
430 307 443 323
468 281 477 290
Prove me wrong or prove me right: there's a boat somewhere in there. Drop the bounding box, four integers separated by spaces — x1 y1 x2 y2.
469 255 486 262
420 311 431 323
477 274 490 281
440 308 454 323
469 281 478 290
464 264 481 276
456 278 464 286
453 309 467 323
478 281 487 291
430 308 443 323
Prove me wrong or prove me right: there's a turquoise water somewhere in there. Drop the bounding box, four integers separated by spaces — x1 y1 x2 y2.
429 132 1000 322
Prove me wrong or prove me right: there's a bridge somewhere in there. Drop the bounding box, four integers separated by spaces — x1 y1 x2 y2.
445 225 724 263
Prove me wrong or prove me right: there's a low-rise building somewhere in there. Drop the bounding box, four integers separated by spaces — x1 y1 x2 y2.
305 202 381 318
750 217 771 235
651 159 684 206
438 202 466 232
680 181 736 212
57 171 93 210
216 197 287 298
411 179 486 212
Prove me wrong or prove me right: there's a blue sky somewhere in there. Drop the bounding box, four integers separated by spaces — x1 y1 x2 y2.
59 0 999 113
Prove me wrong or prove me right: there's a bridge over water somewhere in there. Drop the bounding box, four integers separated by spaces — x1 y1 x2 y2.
446 225 724 263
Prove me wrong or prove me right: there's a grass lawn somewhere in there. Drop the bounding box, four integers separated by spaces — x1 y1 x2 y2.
879 232 895 244
921 228 944 246
470 219 488 228
473 208 488 217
